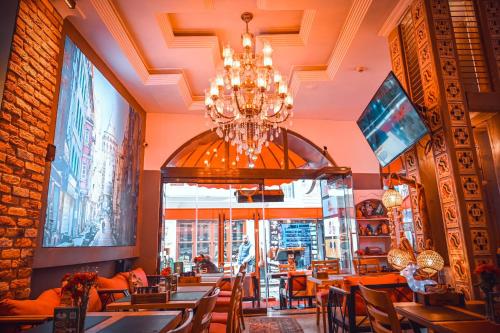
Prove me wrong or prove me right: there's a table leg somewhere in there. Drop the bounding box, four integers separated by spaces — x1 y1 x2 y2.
408 319 424 333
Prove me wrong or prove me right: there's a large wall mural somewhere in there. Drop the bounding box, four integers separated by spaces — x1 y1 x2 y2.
43 36 142 247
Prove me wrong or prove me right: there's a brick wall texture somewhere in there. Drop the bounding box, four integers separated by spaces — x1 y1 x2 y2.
0 0 62 299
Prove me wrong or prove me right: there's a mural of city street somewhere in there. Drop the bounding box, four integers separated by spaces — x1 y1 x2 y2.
43 37 142 247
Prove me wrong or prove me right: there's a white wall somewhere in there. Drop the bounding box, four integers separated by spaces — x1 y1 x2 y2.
144 113 381 174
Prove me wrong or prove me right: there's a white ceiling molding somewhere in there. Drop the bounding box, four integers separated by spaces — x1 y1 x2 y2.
378 0 411 37
256 10 316 47
91 0 373 111
326 0 372 79
289 0 373 99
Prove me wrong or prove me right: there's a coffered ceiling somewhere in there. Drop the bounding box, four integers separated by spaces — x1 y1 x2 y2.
52 0 408 120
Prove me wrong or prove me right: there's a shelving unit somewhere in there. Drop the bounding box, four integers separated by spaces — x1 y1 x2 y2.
354 199 391 268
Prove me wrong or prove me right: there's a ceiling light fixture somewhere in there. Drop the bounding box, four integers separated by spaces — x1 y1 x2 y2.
64 0 77 9
204 12 293 163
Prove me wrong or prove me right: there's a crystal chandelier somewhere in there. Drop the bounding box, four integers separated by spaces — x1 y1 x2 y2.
204 12 294 165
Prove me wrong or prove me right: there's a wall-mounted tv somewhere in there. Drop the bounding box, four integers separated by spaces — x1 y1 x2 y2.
357 72 428 167
43 36 142 247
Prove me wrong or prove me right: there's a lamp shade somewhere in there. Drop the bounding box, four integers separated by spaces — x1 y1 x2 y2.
387 248 413 270
382 188 403 209
416 250 444 276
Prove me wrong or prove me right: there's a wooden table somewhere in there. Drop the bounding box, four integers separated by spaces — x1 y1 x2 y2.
178 273 223 287
24 311 182 333
106 289 211 311
394 301 498 333
307 274 351 286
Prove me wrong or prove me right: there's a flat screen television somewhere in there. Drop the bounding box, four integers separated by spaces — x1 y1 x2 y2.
357 72 428 167
43 36 142 247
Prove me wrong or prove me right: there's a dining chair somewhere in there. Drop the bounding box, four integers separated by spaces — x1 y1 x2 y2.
209 273 244 333
168 309 193 333
192 288 221 333
358 284 402 333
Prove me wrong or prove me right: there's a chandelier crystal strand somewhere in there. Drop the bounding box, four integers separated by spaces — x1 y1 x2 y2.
204 12 293 165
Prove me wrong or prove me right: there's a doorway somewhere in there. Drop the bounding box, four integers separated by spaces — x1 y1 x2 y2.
158 129 354 310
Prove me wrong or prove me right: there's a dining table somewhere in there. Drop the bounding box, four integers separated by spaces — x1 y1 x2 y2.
178 273 224 287
394 301 500 333
105 286 213 311
24 311 182 333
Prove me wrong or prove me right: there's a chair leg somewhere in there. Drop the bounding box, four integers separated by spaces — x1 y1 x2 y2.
239 304 245 330
321 305 327 333
316 305 320 325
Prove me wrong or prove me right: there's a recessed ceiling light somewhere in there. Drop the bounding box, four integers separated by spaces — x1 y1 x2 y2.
355 66 367 72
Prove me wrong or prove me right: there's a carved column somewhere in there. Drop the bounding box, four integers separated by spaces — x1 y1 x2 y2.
410 0 495 299
388 28 427 252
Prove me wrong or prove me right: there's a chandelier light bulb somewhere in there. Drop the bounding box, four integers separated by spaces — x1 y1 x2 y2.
285 94 293 108
209 80 218 97
273 71 282 84
262 42 273 56
215 73 224 87
278 81 288 96
242 32 253 48
263 55 272 68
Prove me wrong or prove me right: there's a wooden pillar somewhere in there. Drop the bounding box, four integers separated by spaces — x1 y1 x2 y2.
406 0 495 299
388 28 429 252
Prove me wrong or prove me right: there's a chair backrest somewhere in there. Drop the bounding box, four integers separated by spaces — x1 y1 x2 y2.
168 309 193 333
353 258 381 274
358 284 402 333
226 273 244 333
312 259 340 274
287 273 308 293
191 288 220 333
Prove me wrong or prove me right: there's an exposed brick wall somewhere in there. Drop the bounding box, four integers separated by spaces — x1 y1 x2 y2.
0 0 62 299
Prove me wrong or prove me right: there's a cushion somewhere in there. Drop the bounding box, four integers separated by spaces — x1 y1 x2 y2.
0 288 61 316
87 287 102 312
210 312 227 323
97 273 130 299
219 290 232 297
209 322 227 333
127 268 148 292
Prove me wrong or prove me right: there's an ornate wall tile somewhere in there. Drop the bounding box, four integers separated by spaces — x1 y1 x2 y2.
416 235 425 251
433 19 453 39
455 283 471 301
444 80 463 101
430 0 450 19
418 43 432 69
456 150 475 174
428 106 443 131
416 21 429 49
443 202 459 227
440 58 458 79
436 154 450 178
448 103 466 125
466 202 486 227
405 149 418 171
447 229 462 253
450 256 469 283
432 131 446 155
471 230 490 254
412 0 425 24
460 176 482 200
424 83 440 107
421 64 435 88
436 39 455 58
438 177 455 203
452 127 471 147
414 215 423 233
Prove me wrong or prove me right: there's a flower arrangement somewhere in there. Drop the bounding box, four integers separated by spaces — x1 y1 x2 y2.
475 263 500 294
161 266 172 277
193 255 205 264
61 271 98 331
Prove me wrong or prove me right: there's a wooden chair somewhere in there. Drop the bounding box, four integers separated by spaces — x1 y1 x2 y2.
311 259 340 274
210 273 244 333
168 309 193 333
192 288 221 333
313 260 341 333
279 273 315 309
352 258 381 274
358 284 402 333
326 282 412 333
